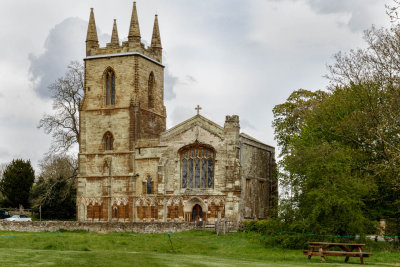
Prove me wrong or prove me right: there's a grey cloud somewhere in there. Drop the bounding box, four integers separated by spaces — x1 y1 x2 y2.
0 92 3 98
29 17 87 98
305 0 383 31
29 15 174 102
164 67 177 100
29 17 110 98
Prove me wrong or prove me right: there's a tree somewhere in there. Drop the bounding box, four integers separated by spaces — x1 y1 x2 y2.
323 4 400 235
325 5 400 88
274 88 372 235
0 163 7 202
38 61 83 153
0 159 35 208
272 89 327 157
274 82 400 237
273 2 400 238
30 154 77 219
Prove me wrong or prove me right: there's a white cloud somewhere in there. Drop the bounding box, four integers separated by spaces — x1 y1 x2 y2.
0 0 392 170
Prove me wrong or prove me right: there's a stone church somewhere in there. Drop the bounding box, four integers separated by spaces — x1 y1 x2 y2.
77 3 278 223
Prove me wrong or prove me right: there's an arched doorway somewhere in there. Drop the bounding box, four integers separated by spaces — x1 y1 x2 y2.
192 204 202 222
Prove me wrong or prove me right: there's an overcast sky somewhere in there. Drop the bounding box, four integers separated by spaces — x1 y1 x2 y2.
0 0 391 171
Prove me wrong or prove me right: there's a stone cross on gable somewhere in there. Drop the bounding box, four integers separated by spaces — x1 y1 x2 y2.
195 105 202 115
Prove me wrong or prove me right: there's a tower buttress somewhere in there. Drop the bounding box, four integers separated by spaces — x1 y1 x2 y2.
86 8 99 56
128 2 141 48
151 15 162 62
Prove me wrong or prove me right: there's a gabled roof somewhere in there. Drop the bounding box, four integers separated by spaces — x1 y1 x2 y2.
240 132 274 151
161 114 224 141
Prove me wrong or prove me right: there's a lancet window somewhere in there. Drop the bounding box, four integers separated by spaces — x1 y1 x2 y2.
147 177 152 194
148 72 154 108
105 69 115 105
180 143 214 189
104 132 113 151
143 176 154 194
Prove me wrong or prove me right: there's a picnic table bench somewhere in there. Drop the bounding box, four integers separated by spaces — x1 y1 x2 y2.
303 242 371 264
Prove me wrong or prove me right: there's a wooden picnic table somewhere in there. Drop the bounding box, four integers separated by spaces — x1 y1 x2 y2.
303 242 371 264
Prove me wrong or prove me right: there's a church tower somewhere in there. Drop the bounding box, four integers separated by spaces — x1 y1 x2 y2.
77 3 166 221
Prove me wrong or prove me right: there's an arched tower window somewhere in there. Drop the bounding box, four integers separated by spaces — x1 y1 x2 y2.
104 132 113 151
147 177 152 194
148 72 154 108
180 142 215 189
105 69 115 106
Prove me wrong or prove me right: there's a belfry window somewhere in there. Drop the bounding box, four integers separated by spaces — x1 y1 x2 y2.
148 72 154 108
104 132 113 151
106 70 115 105
180 143 214 189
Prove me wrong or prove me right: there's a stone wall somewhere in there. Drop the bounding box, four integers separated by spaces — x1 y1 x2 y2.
0 221 194 233
239 133 276 220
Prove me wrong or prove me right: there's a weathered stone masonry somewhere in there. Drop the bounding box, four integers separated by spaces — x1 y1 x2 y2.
77 2 278 224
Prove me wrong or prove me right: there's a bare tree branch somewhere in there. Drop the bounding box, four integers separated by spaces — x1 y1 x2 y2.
38 61 83 153
325 25 400 88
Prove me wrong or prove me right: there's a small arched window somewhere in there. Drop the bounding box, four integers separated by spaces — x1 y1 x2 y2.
147 177 152 194
104 132 113 151
180 142 215 189
113 206 118 218
148 72 154 108
105 69 115 106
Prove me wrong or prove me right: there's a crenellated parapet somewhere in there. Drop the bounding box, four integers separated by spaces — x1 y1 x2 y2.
85 2 162 62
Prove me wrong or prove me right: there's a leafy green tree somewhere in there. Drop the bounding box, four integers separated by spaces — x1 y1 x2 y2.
0 159 35 208
274 82 400 237
274 2 400 237
272 89 327 156
30 154 77 219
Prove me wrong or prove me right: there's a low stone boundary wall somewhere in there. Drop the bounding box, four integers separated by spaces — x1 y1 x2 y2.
0 221 195 233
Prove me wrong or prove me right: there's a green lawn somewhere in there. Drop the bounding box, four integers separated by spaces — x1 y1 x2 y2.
0 230 397 266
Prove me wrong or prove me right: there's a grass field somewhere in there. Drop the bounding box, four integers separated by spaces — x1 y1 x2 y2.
0 230 398 266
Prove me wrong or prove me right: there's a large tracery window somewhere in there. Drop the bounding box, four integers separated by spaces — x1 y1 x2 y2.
148 72 154 108
105 69 115 106
104 132 113 151
180 143 214 189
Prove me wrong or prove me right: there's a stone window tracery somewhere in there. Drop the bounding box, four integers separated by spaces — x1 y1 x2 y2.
105 69 115 106
104 132 113 151
180 143 214 189
148 72 154 108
